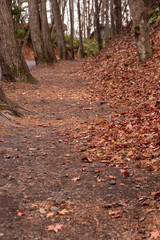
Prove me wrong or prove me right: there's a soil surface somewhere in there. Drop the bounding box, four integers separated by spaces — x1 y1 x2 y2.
0 60 160 240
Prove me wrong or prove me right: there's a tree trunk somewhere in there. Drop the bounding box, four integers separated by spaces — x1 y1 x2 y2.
95 0 103 51
0 0 37 84
77 0 84 58
110 0 116 39
114 0 122 34
105 0 110 42
28 0 48 65
83 0 87 39
52 0 69 60
69 0 74 58
129 0 152 61
0 86 21 116
40 0 57 62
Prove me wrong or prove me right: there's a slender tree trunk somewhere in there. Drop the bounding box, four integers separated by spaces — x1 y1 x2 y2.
28 0 48 65
0 0 37 84
40 0 57 62
114 0 122 34
105 0 110 42
61 0 67 24
52 0 69 60
77 0 84 58
83 0 87 39
110 0 116 39
129 0 152 61
95 0 103 51
69 0 74 58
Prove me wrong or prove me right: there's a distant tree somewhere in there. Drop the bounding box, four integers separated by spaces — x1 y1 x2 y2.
77 0 84 58
51 0 69 60
69 0 74 58
114 0 122 34
95 0 103 51
110 0 116 39
0 0 37 84
28 0 56 64
129 0 152 61
28 0 48 65
40 0 57 62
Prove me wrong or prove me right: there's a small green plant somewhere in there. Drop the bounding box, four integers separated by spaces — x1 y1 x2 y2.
148 7 160 25
83 39 99 57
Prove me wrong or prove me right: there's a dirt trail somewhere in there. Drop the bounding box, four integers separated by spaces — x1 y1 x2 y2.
0 60 159 240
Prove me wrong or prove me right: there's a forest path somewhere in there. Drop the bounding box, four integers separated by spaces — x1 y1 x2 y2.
0 60 159 240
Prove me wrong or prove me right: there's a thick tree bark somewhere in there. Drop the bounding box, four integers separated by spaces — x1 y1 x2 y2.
77 0 84 58
28 0 48 65
40 0 57 62
129 0 152 61
0 0 37 84
52 0 69 60
0 86 21 116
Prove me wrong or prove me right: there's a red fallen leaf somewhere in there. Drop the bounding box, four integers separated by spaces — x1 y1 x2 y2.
122 170 130 177
109 175 117 180
46 223 63 232
108 163 114 167
81 157 93 163
143 200 150 206
94 168 104 173
122 164 128 169
65 174 71 178
60 162 67 165
0 139 5 142
17 210 26 216
113 212 122 218
153 191 160 199
79 105 83 108
136 162 142 168
80 167 87 171
38 124 50 127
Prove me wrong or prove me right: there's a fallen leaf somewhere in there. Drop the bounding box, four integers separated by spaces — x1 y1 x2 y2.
121 170 130 177
46 223 63 233
122 164 128 169
97 177 105 182
81 157 93 162
71 176 80 181
94 168 104 173
113 212 122 218
58 209 68 215
65 154 71 157
0 139 5 142
80 167 87 171
46 212 54 218
152 191 160 199
143 200 150 206
149 229 160 240
119 183 125 186
17 210 26 216
108 175 117 180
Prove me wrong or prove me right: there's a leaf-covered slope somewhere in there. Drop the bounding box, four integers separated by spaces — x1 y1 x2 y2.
76 23 160 170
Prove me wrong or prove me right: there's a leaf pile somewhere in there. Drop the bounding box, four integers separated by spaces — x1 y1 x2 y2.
73 24 160 171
